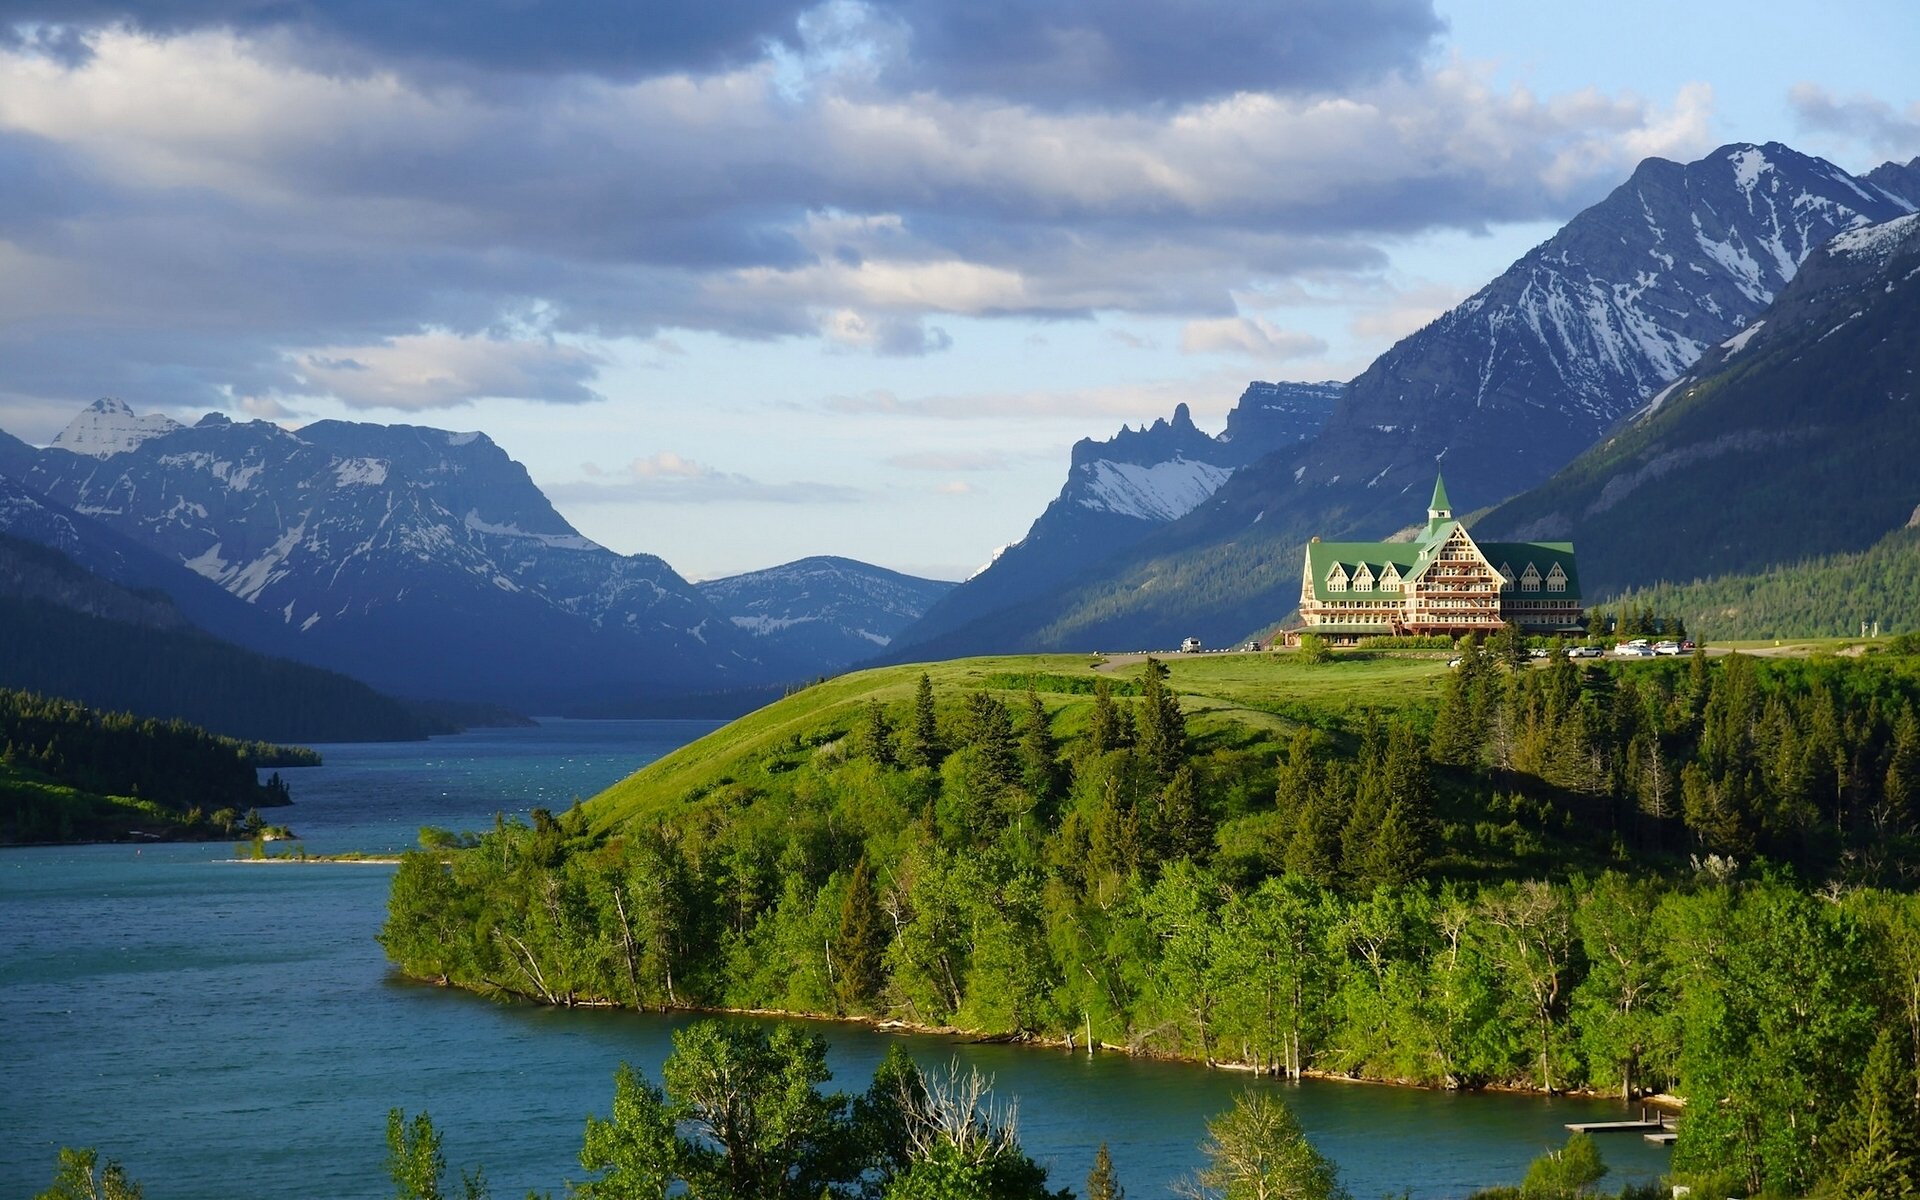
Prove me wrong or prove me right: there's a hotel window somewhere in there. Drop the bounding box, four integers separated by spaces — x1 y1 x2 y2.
1547 564 1567 593
1520 564 1541 593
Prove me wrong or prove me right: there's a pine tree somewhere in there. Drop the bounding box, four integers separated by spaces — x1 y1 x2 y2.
1153 765 1211 864
1089 677 1124 753
834 859 889 1015
962 691 1019 792
856 699 897 767
1085 1142 1124 1200
1018 687 1057 802
1136 658 1186 784
906 674 942 770
1884 704 1920 832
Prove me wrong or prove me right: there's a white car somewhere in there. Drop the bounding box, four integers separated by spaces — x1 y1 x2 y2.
1180 637 1203 653
1652 640 1683 656
1614 643 1654 658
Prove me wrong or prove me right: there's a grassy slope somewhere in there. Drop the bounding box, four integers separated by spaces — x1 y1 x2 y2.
587 650 1450 832
1 759 193 842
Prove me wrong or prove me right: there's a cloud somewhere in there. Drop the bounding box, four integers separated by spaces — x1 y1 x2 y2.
1179 315 1327 360
549 455 864 504
293 332 604 411
933 480 979 496
0 24 1724 411
1 0 1443 108
1789 83 1920 160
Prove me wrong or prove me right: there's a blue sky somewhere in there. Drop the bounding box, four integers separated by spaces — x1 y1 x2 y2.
1 0 1915 580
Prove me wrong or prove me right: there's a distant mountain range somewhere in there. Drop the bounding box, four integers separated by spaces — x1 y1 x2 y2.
697 557 954 675
883 142 1920 655
0 406 951 712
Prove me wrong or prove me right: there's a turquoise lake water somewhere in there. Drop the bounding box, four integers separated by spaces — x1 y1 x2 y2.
0 720 1670 1198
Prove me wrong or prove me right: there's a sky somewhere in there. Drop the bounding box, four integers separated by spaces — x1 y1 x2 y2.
0 1 1916 582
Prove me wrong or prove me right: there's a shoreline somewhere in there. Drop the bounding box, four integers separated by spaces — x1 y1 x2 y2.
398 972 1679 1108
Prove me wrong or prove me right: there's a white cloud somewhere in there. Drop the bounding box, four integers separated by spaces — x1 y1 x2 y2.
1179 315 1327 361
550 455 863 504
292 332 603 411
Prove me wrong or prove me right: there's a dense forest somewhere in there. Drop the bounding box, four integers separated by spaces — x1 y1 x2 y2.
1597 527 1920 642
0 593 456 744
383 645 1920 1196
0 686 307 843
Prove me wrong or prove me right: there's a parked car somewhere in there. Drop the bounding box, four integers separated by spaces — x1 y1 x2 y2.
1653 640 1682 656
1572 645 1604 658
1681 640 1697 651
1243 641 1263 652
1614 643 1654 658
1180 637 1203 653
1528 647 1550 659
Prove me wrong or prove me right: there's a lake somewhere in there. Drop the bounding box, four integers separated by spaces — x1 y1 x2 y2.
0 720 1670 1198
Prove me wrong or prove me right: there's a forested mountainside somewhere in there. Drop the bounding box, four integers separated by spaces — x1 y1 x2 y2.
0 533 458 743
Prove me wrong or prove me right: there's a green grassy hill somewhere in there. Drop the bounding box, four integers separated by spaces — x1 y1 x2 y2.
586 650 1450 833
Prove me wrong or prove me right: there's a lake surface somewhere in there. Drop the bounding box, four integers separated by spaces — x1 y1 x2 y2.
1 720 1670 1198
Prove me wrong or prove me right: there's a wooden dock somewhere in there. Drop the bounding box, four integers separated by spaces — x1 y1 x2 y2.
1566 1107 1677 1140
1565 1119 1664 1133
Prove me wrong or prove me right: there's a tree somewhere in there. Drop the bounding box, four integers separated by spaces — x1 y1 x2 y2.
836 858 890 1015
1821 1027 1920 1197
879 1062 1069 1200
1086 1142 1125 1200
1019 688 1058 803
1136 659 1187 783
386 1109 489 1200
1088 678 1126 753
906 675 942 770
35 1148 143 1200
1180 1090 1349 1200
576 1063 679 1200
856 700 899 768
662 1022 857 1200
1517 1132 1607 1198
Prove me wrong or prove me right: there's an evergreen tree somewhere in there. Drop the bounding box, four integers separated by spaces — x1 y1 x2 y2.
1153 765 1211 864
835 859 890 1015
856 700 898 768
962 692 1019 794
1085 1142 1124 1200
1136 659 1186 784
1088 677 1125 753
906 674 942 770
1820 1027 1920 1197
1019 687 1058 803
1884 704 1920 832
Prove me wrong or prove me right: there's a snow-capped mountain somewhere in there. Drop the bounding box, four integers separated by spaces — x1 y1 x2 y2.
49 397 184 459
696 557 954 673
1287 141 1918 532
3 405 774 708
886 384 1339 660
1476 209 1920 595
883 142 1920 657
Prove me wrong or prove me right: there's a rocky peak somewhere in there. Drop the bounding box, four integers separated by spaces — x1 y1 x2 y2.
48 397 184 459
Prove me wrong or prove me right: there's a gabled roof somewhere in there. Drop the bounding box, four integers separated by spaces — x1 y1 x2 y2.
1478 540 1581 597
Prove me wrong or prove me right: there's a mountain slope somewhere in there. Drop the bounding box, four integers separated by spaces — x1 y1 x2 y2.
894 143 1920 655
889 383 1339 657
696 556 954 674
1475 210 1920 596
0 531 455 741
4 405 774 709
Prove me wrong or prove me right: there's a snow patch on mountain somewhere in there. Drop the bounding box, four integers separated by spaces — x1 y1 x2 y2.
1720 321 1766 355
333 457 390 487
463 510 602 551
1828 213 1920 265
1075 457 1233 523
49 398 182 459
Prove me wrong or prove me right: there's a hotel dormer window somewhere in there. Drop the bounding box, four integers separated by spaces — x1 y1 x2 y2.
1521 563 1541 593
1547 563 1567 593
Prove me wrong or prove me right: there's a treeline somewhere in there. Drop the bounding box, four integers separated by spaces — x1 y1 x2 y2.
1598 526 1920 642
0 594 449 743
1429 632 1920 879
1 686 305 843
